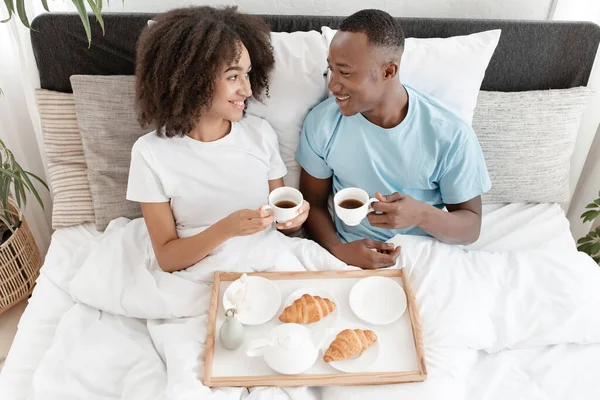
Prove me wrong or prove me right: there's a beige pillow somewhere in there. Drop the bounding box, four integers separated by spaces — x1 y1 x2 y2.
70 75 153 231
473 87 594 204
36 89 95 228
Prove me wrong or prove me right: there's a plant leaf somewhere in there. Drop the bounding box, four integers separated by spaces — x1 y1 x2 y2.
3 0 14 14
0 213 15 233
1 0 15 22
40 0 49 12
17 181 26 211
591 242 600 257
577 235 594 245
0 167 20 181
25 171 49 191
13 167 26 210
578 242 595 255
86 0 104 34
15 164 44 210
581 210 600 223
595 199 600 206
13 175 21 208
0 174 10 222
586 202 599 209
15 0 31 29
593 255 600 264
71 0 92 46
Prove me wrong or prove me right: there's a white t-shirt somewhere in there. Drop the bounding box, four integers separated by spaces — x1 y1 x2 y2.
126 115 287 238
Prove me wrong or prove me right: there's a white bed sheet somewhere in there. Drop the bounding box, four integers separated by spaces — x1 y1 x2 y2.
0 203 594 400
0 223 100 399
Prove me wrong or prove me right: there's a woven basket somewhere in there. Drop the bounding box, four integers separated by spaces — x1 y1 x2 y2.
0 203 42 314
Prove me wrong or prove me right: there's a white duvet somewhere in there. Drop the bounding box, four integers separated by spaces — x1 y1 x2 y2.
2 204 600 399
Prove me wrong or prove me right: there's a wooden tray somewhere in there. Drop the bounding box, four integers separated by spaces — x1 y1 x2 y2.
203 269 426 387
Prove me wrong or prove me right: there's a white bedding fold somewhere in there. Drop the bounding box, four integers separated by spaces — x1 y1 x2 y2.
390 234 600 353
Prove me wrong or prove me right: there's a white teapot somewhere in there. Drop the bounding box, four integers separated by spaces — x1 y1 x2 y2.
246 323 331 375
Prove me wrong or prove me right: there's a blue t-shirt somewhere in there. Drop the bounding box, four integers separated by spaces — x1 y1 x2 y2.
296 84 491 243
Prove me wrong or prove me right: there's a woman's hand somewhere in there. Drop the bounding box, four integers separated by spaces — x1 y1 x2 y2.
219 208 274 237
276 200 310 232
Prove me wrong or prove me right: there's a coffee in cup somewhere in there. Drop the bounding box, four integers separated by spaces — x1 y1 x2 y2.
262 187 303 223
334 188 378 226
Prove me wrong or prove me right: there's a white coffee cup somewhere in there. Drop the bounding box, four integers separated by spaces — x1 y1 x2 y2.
262 187 303 223
334 188 379 226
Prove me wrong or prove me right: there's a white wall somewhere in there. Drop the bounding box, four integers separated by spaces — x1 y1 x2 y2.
60 0 554 19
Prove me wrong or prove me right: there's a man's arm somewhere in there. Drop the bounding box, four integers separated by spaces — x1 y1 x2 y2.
368 192 482 245
419 197 482 244
300 170 400 269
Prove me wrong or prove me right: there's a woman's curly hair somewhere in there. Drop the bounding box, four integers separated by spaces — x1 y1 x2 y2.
135 6 274 137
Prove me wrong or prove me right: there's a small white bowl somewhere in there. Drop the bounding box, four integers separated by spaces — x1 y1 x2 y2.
348 276 407 325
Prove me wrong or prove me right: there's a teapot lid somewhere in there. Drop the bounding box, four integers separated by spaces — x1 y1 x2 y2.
276 326 306 350
263 323 319 374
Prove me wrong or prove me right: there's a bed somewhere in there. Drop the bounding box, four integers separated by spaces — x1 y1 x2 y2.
1 12 600 400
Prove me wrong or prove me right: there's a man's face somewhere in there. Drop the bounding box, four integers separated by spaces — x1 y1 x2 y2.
327 31 387 117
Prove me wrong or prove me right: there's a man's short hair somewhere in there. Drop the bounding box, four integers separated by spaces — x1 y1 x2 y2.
339 9 405 51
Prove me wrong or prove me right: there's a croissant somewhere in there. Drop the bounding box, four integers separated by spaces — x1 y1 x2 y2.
279 294 336 324
323 329 377 363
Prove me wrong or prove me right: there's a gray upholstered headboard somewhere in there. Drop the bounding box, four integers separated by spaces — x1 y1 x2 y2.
31 13 600 94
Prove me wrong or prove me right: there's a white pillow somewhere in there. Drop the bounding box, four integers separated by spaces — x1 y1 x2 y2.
321 27 501 124
246 31 328 189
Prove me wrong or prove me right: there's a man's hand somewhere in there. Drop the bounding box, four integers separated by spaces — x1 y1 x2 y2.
330 239 401 270
367 192 426 229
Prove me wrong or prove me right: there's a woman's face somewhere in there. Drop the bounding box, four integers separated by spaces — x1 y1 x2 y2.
207 43 253 122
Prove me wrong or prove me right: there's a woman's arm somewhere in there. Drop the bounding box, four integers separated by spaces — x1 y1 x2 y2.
141 202 273 273
268 178 310 234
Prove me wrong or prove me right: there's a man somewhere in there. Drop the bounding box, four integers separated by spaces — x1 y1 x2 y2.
296 9 491 269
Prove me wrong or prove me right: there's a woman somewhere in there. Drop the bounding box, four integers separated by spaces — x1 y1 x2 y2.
127 6 309 273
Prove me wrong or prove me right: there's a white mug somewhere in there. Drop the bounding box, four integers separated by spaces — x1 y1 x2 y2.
334 187 379 226
262 187 303 223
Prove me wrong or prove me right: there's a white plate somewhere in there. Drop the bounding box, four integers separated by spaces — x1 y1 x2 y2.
321 328 380 373
281 287 340 331
223 276 281 326
349 276 407 325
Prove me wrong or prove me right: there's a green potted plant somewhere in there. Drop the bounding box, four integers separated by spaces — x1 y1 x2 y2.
1 0 106 45
0 138 48 313
577 192 600 264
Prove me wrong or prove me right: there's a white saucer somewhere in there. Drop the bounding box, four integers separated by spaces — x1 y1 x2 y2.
281 287 340 331
321 329 380 373
349 276 407 325
223 276 281 326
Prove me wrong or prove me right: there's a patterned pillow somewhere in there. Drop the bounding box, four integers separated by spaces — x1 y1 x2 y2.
36 89 95 228
70 75 153 231
472 87 594 204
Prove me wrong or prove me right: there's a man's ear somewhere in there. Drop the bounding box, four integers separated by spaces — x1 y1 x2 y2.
383 61 400 80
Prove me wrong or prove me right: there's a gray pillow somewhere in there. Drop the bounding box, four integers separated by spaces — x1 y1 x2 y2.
472 87 594 204
70 75 153 231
